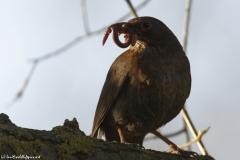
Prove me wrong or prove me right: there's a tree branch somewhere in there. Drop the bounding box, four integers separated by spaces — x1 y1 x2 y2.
180 0 209 155
81 0 90 34
144 128 185 141
182 0 192 53
126 0 138 18
0 113 214 160
179 127 210 149
9 0 150 106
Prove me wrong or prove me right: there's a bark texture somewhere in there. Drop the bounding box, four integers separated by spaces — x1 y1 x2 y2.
0 113 214 160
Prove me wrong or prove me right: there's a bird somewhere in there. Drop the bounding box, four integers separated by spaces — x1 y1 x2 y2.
91 16 196 157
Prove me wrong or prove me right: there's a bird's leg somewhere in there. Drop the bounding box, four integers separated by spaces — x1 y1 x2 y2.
117 127 126 143
117 127 145 149
151 130 198 157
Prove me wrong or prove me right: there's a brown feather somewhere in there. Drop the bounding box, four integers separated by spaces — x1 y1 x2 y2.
91 17 191 147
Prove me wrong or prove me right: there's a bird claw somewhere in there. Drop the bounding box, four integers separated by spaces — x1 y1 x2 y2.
122 142 145 150
166 144 198 157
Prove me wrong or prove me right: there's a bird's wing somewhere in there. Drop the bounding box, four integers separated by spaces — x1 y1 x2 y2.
91 55 128 138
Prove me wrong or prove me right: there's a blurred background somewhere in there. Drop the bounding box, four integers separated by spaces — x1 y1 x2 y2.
1 0 239 159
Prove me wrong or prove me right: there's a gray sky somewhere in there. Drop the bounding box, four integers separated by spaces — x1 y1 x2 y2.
1 1 240 159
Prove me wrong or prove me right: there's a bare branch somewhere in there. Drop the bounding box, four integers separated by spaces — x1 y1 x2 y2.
179 127 210 149
29 0 150 63
28 35 94 63
118 0 149 21
180 0 209 155
144 128 185 141
181 109 208 155
126 0 138 18
6 62 38 107
182 0 192 53
183 117 191 151
81 0 90 34
10 0 151 105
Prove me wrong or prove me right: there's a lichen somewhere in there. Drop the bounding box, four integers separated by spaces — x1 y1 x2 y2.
0 124 33 140
0 135 43 155
0 114 45 159
0 113 215 160
51 120 95 159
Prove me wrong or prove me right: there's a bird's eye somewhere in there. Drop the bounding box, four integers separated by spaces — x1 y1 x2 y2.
142 21 151 30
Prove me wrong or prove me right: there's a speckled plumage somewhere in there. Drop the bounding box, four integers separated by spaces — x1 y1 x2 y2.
91 17 191 150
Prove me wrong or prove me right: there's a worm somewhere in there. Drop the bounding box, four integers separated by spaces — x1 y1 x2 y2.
102 22 135 48
102 28 112 46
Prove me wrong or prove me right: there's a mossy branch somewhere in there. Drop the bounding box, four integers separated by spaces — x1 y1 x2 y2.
0 113 214 160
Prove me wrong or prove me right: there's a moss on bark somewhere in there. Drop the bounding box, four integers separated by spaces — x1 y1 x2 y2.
0 113 214 160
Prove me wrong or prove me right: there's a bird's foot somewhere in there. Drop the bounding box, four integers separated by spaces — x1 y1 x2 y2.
166 144 198 157
121 142 145 150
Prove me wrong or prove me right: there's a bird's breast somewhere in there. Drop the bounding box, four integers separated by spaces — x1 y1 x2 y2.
111 50 191 133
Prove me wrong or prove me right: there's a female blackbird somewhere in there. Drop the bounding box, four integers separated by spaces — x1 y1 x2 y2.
91 16 196 157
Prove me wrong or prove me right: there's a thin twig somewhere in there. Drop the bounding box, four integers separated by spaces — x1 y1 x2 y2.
183 116 191 151
182 0 192 52
29 0 150 63
9 0 150 106
181 109 208 155
81 0 90 34
180 0 208 155
126 0 138 18
28 34 99 63
6 62 38 107
144 128 185 141
179 127 210 149
118 0 149 21
181 0 192 152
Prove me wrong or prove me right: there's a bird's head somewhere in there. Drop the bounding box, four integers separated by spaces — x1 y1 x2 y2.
103 16 180 49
